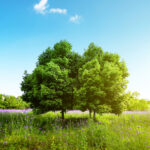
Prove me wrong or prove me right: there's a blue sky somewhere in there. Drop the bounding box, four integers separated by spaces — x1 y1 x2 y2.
0 0 150 99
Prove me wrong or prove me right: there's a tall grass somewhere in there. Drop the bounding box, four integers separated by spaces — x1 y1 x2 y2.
0 111 149 150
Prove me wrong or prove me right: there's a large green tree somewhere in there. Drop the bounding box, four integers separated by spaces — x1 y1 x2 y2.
21 41 81 119
21 41 129 119
22 62 72 119
76 43 129 118
76 58 105 119
101 52 129 114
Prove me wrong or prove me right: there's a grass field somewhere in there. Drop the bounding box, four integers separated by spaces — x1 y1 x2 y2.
0 110 150 150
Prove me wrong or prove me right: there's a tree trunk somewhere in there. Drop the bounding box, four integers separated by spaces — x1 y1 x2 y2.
93 110 96 120
61 110 65 120
89 109 92 118
71 88 74 109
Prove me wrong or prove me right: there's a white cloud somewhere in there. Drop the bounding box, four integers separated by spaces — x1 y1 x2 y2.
34 0 49 14
34 0 67 15
49 8 67 14
70 15 81 24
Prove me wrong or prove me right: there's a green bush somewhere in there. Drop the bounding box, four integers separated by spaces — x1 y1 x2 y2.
0 94 30 109
97 104 112 114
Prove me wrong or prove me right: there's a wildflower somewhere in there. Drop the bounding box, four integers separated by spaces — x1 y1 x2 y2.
97 121 102 124
42 130 45 133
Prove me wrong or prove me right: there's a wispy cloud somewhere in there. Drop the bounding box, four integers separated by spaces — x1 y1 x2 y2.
34 0 67 15
49 8 67 14
34 0 82 24
70 15 81 24
34 0 49 14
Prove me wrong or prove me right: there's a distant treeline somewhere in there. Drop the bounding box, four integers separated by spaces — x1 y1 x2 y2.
125 91 150 111
0 94 30 109
0 92 149 111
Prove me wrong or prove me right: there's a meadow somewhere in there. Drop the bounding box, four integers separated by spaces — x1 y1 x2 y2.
0 110 149 150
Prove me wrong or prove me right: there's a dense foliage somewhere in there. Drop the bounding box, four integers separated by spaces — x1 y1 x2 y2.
76 43 129 117
21 41 80 119
0 94 30 109
21 40 129 119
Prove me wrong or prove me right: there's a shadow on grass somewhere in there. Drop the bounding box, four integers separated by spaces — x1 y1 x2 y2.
34 116 90 130
0 112 91 137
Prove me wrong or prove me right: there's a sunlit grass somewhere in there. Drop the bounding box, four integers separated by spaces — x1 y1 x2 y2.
0 111 149 149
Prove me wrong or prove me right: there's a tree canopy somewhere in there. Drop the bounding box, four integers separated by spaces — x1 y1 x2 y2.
76 43 129 116
21 40 129 119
